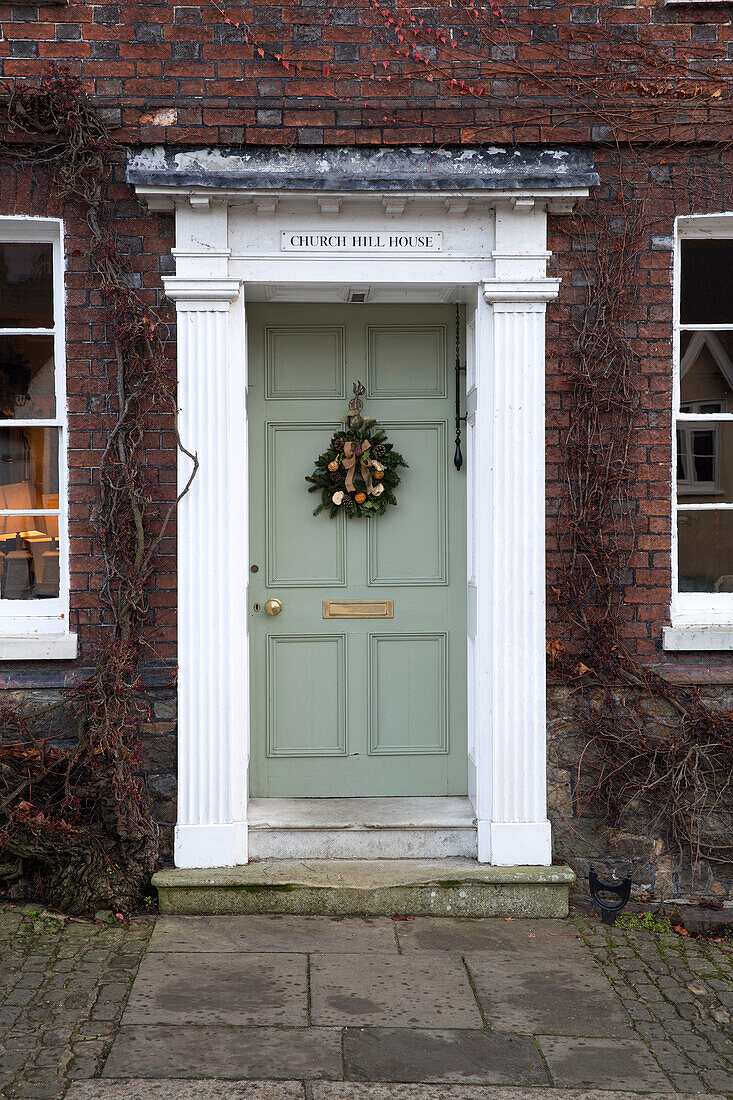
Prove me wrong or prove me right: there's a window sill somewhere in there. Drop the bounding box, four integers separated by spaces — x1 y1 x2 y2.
663 626 733 651
0 633 78 661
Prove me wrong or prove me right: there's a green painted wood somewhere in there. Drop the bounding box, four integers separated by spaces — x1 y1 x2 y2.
248 304 467 797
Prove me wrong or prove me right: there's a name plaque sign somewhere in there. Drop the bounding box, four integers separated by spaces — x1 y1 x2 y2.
282 231 443 253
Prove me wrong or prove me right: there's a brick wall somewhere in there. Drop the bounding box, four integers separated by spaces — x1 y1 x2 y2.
1 0 731 147
1 0 732 879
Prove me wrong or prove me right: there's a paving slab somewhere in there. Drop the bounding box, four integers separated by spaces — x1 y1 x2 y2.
67 1083 304 1100
310 952 482 1028
343 1026 549 1084
312 1087 724 1100
395 917 586 956
148 915 397 954
102 1025 342 1079
465 953 632 1037
121 952 307 1025
538 1036 672 1091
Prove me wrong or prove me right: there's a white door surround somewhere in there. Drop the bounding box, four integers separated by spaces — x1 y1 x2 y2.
129 145 597 870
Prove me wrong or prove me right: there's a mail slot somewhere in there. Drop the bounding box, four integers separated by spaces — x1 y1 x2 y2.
322 600 394 619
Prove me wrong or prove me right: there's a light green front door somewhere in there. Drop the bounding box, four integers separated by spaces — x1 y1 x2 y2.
248 304 466 797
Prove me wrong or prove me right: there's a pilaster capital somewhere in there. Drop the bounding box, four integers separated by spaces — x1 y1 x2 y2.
481 278 561 306
163 276 242 309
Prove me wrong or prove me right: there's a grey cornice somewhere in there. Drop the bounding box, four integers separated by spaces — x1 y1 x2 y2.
127 145 599 195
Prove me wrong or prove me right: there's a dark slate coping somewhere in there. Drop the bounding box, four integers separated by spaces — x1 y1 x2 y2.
127 145 599 193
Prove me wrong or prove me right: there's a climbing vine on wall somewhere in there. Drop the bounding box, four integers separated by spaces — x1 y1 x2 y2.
0 67 197 914
548 183 733 877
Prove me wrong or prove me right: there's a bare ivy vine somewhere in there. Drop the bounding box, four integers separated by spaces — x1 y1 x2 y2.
549 184 733 879
0 67 197 914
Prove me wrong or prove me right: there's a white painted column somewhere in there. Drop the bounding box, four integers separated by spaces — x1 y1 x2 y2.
473 201 560 866
163 200 248 868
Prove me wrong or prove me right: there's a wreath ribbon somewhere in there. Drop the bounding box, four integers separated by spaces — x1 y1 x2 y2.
343 439 373 493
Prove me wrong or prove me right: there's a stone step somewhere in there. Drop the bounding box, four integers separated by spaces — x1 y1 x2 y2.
152 859 575 918
248 796 477 860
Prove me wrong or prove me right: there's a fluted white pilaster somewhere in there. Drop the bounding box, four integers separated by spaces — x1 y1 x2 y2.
164 275 247 869
474 273 559 866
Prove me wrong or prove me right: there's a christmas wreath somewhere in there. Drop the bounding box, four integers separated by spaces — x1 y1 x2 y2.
306 382 408 518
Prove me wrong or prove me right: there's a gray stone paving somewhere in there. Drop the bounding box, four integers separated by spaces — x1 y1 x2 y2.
1 906 733 1098
123 952 308 1025
101 1025 343 1080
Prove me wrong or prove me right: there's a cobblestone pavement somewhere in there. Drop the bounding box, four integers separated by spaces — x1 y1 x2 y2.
576 917 733 1096
0 906 154 1100
0 906 731 1099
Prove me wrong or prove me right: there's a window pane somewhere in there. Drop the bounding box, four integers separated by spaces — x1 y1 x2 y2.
0 335 55 419
681 240 733 324
676 420 733 501
680 331 733 408
0 513 59 600
0 243 53 328
678 510 733 592
692 430 715 482
0 427 59 508
676 431 687 480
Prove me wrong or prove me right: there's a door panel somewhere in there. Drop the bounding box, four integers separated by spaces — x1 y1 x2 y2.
367 421 447 586
368 632 448 755
266 325 345 400
267 634 347 756
367 326 447 397
248 304 466 798
267 424 346 586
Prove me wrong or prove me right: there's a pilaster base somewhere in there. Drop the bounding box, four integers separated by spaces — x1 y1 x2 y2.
174 822 248 869
487 820 552 867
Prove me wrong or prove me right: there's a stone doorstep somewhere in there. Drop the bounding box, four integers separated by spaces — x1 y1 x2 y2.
247 798 479 860
152 859 575 917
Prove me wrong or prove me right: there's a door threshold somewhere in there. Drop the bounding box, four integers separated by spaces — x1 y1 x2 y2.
248 796 477 859
153 859 575 917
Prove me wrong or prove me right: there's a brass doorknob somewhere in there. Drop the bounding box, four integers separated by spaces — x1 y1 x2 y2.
264 598 283 616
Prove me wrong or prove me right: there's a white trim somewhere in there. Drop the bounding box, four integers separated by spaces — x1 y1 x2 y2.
663 626 733 651
0 218 71 653
140 186 577 869
175 822 248 869
0 633 78 660
482 279 560 304
135 186 591 215
488 821 552 866
672 214 733 638
162 277 240 306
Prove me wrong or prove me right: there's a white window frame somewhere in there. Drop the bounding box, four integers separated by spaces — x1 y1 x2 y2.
667 215 733 646
0 217 76 658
